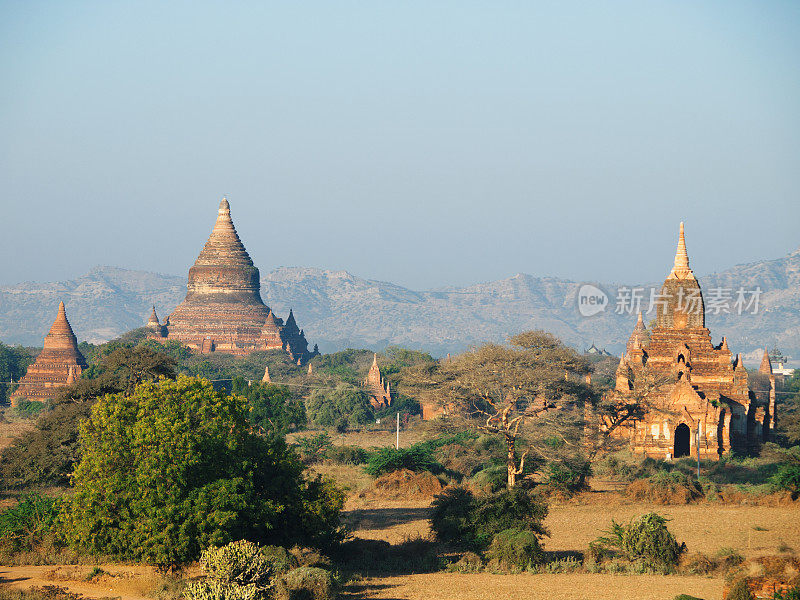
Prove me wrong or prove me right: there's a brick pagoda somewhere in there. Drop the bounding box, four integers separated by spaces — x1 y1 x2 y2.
11 301 86 405
592 223 774 459
362 353 392 409
149 198 317 362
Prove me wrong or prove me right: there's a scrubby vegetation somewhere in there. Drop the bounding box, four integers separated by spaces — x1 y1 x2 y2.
589 513 685 573
431 486 549 553
63 376 344 567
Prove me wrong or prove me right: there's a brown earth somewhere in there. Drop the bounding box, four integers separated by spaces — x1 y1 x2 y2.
343 572 724 600
0 564 181 600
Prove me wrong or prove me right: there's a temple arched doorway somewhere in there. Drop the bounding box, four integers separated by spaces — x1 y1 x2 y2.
674 423 691 458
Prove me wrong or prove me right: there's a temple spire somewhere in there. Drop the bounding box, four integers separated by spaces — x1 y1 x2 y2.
759 346 773 375
147 306 160 328
671 222 693 279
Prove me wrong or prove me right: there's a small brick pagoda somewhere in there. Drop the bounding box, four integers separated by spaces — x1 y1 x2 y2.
591 223 775 459
362 353 392 410
149 198 317 362
11 301 86 405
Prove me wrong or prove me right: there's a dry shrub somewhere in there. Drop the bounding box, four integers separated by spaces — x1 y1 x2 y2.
275 566 336 600
360 468 443 500
448 551 483 573
680 548 744 576
716 488 797 506
753 555 800 578
0 586 84 600
436 443 482 477
625 472 703 505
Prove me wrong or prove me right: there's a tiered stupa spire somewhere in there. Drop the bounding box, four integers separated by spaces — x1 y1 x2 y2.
670 222 694 280
362 353 392 409
151 198 317 360
11 302 87 405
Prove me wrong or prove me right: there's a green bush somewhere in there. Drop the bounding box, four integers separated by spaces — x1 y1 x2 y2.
231 378 307 435
542 460 591 495
771 463 800 495
11 399 46 419
430 487 475 546
306 384 374 429
673 595 705 600
430 486 549 551
186 540 298 600
296 433 333 463
374 397 422 420
486 528 545 571
364 446 440 477
1 401 93 489
327 446 369 465
276 566 336 600
592 513 684 572
63 376 344 567
0 494 62 552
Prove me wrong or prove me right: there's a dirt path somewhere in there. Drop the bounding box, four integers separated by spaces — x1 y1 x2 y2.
344 572 724 600
0 564 164 600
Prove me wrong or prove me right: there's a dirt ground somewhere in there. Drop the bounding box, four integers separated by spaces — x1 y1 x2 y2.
0 564 175 600
2 494 799 600
2 426 798 600
343 572 724 600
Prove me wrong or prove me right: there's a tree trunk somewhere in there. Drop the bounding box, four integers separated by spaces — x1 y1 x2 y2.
507 435 517 488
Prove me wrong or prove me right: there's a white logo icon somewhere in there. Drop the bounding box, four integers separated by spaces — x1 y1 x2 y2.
578 284 608 317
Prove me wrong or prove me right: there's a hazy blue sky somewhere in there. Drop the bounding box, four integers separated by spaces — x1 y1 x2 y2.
1 1 798 289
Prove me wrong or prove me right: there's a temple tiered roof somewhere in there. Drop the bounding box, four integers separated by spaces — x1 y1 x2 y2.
595 223 774 459
151 198 316 360
11 302 87 404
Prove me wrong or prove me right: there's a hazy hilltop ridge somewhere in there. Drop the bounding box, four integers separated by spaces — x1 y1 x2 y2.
1 248 798 361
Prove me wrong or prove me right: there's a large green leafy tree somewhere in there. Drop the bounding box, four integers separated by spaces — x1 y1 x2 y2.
0 343 33 405
230 376 307 435
306 383 374 429
1 346 178 490
64 376 343 567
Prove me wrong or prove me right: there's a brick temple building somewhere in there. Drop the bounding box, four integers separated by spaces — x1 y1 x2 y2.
362 354 392 410
11 301 86 405
590 223 775 459
149 198 317 362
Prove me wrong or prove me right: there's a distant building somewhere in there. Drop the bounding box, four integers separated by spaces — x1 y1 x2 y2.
11 302 86 405
587 223 775 459
585 343 612 357
767 347 794 380
148 198 318 362
362 354 392 410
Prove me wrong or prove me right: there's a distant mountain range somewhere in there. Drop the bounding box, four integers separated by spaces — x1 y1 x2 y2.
1 248 798 365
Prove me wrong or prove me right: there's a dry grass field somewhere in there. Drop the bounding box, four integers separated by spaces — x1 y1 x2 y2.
2 425 798 600
343 572 725 600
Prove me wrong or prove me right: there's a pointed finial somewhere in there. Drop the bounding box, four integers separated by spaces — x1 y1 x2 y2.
759 346 773 375
721 337 729 352
262 366 271 383
636 311 643 325
219 196 230 211
58 301 66 316
373 353 378 367
672 221 692 278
